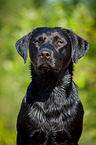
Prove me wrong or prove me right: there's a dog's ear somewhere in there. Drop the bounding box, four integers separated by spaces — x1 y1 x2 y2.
15 29 35 63
66 29 89 64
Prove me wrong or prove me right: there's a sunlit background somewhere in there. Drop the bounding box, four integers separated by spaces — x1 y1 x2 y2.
0 0 96 144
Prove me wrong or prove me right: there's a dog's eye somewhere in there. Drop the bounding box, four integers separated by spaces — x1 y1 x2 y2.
34 40 39 44
57 41 63 45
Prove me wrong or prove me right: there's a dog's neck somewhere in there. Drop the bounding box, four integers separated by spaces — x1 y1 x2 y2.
26 61 73 104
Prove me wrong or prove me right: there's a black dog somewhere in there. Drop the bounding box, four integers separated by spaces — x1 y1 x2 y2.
15 27 89 145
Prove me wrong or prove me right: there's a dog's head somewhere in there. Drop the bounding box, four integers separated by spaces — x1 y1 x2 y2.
15 27 89 72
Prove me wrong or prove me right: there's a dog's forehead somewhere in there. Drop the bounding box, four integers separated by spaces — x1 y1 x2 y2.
32 27 67 38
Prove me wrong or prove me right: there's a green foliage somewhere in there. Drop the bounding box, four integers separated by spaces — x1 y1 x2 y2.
0 0 96 144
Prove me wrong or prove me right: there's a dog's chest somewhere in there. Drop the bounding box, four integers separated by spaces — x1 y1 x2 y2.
28 88 74 131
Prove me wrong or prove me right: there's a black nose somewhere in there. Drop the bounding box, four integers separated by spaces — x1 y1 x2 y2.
39 50 51 59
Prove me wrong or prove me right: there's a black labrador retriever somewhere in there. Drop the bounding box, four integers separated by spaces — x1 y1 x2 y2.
15 27 89 145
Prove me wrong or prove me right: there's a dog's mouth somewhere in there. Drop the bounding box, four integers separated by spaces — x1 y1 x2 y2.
38 64 57 72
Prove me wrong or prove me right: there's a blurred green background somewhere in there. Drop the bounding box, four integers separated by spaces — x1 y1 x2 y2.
0 0 96 144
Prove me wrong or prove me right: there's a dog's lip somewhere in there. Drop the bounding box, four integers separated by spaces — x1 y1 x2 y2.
38 64 52 70
37 64 57 71
41 64 50 67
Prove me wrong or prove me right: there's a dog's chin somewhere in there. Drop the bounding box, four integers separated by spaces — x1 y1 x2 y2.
37 64 57 72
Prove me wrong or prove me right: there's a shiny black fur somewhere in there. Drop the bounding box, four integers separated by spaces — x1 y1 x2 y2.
15 27 89 145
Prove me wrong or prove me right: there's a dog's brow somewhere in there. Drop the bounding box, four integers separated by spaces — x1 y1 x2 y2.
39 33 47 38
50 32 67 45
